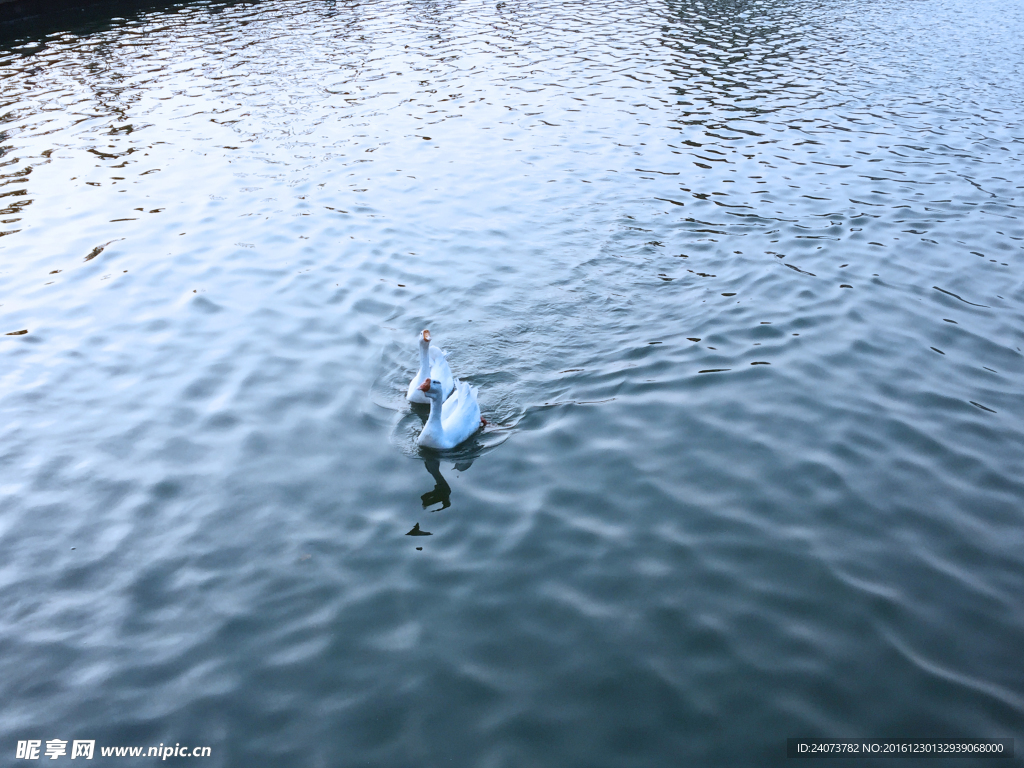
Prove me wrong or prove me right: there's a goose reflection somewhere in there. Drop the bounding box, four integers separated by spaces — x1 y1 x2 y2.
419 456 476 510
420 458 452 509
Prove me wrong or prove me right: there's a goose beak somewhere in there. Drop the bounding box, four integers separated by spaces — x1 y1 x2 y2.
422 329 431 342
418 378 431 392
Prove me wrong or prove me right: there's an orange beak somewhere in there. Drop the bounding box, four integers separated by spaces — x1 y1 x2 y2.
418 378 431 392
422 329 431 342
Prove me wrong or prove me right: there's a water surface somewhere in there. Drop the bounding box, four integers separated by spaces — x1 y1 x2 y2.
2 0 1023 764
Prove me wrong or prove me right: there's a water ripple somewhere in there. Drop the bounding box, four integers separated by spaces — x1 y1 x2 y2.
2 0 1023 763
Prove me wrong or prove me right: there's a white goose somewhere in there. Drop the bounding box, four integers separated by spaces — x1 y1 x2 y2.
417 377 485 450
406 329 454 405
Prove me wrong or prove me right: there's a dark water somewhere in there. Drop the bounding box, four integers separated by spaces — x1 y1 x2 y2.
2 0 1023 763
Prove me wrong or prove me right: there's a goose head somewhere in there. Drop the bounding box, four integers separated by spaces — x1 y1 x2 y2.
420 329 431 348
418 377 442 399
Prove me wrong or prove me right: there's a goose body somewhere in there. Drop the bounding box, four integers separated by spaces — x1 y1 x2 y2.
417 377 484 450
406 329 454 405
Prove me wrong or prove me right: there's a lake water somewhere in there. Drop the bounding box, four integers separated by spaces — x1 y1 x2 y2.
2 0 1023 763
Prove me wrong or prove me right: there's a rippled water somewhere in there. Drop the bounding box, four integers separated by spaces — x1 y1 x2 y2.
2 0 1023 763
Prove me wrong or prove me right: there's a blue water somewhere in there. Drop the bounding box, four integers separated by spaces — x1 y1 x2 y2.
2 0 1023 764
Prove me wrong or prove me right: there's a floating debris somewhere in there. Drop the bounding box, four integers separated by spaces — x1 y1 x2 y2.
84 238 123 262
784 263 816 276
933 286 988 308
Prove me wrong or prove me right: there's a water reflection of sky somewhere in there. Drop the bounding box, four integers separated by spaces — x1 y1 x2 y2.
1 0 1023 764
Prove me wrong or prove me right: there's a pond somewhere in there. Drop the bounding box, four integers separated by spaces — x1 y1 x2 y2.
1 0 1022 763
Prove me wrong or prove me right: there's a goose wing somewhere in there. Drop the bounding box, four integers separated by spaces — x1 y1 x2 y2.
441 380 481 444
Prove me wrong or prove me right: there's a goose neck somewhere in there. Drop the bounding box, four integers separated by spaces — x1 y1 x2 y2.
417 340 431 376
424 393 444 431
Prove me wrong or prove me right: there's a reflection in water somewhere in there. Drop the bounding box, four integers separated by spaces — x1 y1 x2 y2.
420 457 451 510
409 458 475 540
1 0 1023 763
